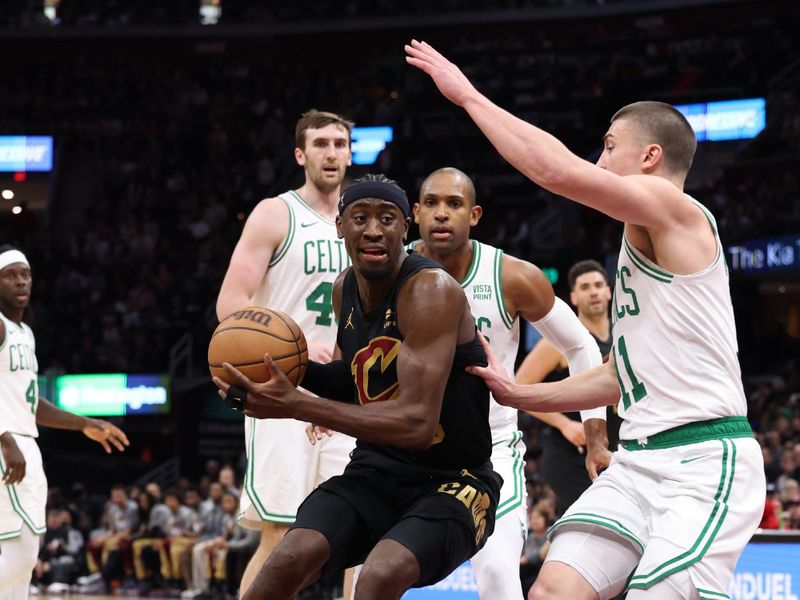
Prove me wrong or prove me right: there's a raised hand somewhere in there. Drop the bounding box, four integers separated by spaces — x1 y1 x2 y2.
405 39 478 107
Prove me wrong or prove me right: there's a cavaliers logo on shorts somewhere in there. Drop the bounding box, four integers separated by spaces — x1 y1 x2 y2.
437 478 492 545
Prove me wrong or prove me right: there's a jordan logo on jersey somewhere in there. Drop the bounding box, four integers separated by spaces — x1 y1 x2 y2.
350 336 401 404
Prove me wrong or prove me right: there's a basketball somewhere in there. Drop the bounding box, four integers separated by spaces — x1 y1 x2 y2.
208 307 308 387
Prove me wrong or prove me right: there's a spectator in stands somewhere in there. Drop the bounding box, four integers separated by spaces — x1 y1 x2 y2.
218 465 240 497
32 509 85 592
520 503 552 594
85 485 138 583
181 491 238 599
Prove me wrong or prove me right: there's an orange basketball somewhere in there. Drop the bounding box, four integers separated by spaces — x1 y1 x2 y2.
208 307 308 386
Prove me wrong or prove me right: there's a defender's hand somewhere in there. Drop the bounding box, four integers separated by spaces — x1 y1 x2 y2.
83 419 129 454
559 420 587 449
465 332 515 405
584 418 612 480
305 424 334 446
213 354 302 419
405 40 479 107
1 433 26 485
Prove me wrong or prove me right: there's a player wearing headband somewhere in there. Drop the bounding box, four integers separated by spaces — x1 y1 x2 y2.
213 174 502 599
0 245 129 600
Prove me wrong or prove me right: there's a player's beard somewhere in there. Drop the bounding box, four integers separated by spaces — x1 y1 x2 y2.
308 164 344 194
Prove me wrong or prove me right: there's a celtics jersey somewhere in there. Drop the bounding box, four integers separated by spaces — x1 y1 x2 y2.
611 197 746 440
250 190 351 347
0 311 39 437
409 240 520 438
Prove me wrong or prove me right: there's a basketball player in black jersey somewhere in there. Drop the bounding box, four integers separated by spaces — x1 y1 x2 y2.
516 260 618 515
212 174 502 600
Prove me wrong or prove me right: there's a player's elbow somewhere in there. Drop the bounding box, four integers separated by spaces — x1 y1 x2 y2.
402 414 438 450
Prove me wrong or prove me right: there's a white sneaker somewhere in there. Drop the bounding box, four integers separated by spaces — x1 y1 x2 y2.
46 582 71 594
76 572 102 586
29 585 41 596
181 590 202 598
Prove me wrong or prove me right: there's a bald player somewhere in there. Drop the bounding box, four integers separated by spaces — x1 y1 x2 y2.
411 168 604 599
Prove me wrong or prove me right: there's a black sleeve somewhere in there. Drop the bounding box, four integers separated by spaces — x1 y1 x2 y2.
301 360 356 403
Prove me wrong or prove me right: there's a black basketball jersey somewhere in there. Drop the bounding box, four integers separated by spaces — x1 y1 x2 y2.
337 252 493 472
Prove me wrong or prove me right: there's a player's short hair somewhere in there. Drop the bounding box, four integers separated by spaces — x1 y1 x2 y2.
0 244 19 254
295 109 355 151
568 259 608 290
611 101 697 176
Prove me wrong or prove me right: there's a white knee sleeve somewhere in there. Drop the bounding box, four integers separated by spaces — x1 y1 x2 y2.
0 526 40 594
545 526 640 600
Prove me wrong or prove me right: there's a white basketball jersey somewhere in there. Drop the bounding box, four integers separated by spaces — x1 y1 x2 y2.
250 190 351 347
0 311 39 437
611 197 746 440
410 240 520 438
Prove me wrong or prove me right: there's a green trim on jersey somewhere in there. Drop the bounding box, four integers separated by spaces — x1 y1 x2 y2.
289 190 336 226
494 430 525 518
689 198 719 236
620 417 752 451
627 438 736 590
243 417 296 524
492 248 514 329
459 240 481 287
623 237 673 283
550 511 645 553
696 588 730 600
0 452 46 535
269 196 296 268
0 528 22 541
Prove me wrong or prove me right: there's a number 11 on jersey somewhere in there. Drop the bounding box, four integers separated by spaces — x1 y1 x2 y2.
612 335 647 410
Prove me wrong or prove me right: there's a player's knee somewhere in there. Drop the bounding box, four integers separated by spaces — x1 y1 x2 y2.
356 555 417 597
529 577 564 600
263 529 329 578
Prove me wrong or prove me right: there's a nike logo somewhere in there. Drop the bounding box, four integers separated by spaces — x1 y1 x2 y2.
300 222 316 228
680 454 710 465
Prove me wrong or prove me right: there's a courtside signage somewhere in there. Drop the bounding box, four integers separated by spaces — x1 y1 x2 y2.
728 234 800 273
0 135 53 171
403 562 479 599
730 542 800 600
674 98 765 142
351 126 393 165
54 373 170 416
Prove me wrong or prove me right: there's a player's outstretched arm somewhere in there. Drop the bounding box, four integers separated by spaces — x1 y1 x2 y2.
215 198 289 321
35 398 129 453
213 270 464 449
405 40 691 229
468 334 618 412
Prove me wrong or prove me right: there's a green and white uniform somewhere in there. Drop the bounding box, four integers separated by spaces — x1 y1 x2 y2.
410 240 526 599
239 190 355 528
549 199 764 599
0 311 46 539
